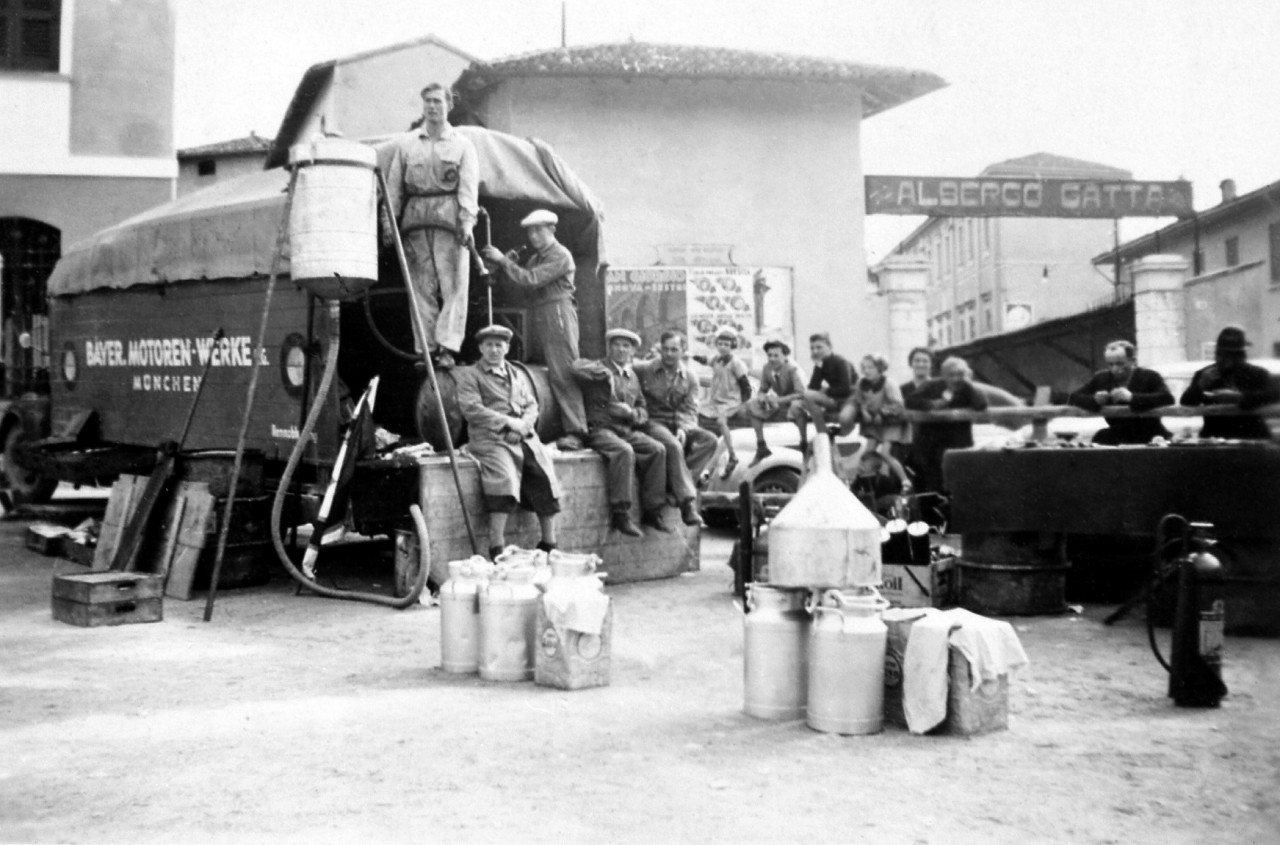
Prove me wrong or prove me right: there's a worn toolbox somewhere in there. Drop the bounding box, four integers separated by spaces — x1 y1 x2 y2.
51 572 164 627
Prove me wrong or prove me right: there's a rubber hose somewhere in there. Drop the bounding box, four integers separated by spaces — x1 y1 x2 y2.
362 291 419 362
269 301 428 608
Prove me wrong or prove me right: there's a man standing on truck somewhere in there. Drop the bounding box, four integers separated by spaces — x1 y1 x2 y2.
384 83 479 366
572 329 671 537
634 330 713 527
454 324 562 560
481 209 589 450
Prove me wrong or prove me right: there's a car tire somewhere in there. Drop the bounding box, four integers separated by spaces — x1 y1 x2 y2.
751 467 800 496
2 425 56 505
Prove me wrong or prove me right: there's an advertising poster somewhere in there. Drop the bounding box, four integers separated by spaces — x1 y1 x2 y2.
605 266 794 372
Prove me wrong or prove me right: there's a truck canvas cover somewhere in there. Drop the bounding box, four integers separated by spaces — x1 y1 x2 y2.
48 126 606 297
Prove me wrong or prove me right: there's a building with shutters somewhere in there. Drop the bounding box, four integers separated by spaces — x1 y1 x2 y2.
0 0 174 391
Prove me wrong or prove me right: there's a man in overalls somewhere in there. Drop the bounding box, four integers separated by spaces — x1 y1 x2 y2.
481 209 589 450
384 82 479 365
454 324 562 560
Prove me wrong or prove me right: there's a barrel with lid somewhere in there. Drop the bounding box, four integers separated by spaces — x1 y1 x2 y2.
287 137 378 301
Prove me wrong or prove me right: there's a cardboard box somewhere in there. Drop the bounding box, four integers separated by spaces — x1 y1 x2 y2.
883 609 1008 736
26 523 69 556
881 557 954 608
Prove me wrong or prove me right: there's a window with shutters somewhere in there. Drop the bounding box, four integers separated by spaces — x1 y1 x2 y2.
0 0 60 72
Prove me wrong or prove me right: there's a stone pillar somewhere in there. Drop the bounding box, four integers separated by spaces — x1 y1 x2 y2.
875 256 930 383
1132 255 1190 366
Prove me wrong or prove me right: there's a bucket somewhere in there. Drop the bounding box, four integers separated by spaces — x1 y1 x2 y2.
806 587 889 735
957 532 1069 616
287 137 378 301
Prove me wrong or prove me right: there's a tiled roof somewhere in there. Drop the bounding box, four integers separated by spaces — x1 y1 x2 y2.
982 152 1131 180
456 41 945 117
178 134 274 159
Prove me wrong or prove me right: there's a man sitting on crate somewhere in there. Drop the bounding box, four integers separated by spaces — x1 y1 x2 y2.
634 330 712 528
454 324 562 560
571 328 671 537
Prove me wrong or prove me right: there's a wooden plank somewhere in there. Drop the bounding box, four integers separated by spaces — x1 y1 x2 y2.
164 485 217 600
51 597 163 627
92 475 142 571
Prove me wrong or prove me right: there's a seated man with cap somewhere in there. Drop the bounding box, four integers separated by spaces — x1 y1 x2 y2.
454 324 562 559
481 209 590 450
1180 325 1280 440
634 330 712 527
745 339 806 466
571 328 671 536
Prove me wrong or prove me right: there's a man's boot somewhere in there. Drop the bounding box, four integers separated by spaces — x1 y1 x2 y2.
748 443 772 468
641 509 673 533
610 509 642 537
678 499 704 527
536 540 557 553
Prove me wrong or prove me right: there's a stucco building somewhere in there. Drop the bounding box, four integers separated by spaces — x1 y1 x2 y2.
0 0 175 389
886 153 1128 348
265 39 945 359
176 134 272 197
1093 178 1280 360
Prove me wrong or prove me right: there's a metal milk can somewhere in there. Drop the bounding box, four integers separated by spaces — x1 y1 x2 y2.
439 556 494 674
478 563 540 682
743 583 810 720
806 587 889 735
535 551 612 690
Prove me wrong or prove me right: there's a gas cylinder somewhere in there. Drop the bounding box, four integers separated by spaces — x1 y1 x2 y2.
478 564 540 682
743 584 810 720
287 136 378 301
535 551 612 690
768 434 883 588
439 556 494 674
806 587 889 735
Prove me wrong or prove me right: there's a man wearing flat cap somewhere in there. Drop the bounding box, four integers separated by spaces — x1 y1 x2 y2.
634 330 713 527
745 338 805 466
384 82 479 364
571 328 671 536
1180 326 1280 439
482 209 589 450
455 324 562 559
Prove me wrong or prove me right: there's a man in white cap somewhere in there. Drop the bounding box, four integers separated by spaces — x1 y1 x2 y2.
481 208 589 449
572 329 671 536
454 324 562 560
384 82 479 365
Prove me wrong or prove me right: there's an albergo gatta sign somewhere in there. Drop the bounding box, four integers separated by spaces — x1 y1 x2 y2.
865 175 1194 218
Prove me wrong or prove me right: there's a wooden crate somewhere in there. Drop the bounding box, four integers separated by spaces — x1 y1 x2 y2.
51 572 164 628
418 451 699 586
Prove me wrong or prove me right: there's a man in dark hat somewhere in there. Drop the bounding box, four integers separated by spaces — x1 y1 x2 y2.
634 330 712 527
571 328 671 536
1180 326 1279 439
745 338 806 466
481 209 589 449
1068 340 1174 444
454 324 562 559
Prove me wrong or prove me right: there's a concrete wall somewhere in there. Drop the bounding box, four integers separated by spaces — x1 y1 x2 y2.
177 153 266 197
68 0 174 159
0 174 172 248
474 76 878 357
331 43 474 138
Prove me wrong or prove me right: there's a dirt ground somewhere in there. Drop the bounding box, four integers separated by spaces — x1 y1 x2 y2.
2 491 1279 845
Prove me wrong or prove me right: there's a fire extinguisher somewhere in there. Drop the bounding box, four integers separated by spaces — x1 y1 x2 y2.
1148 515 1228 708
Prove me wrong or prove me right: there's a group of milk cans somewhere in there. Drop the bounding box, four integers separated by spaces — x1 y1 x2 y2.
438 548 612 690
743 435 893 735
